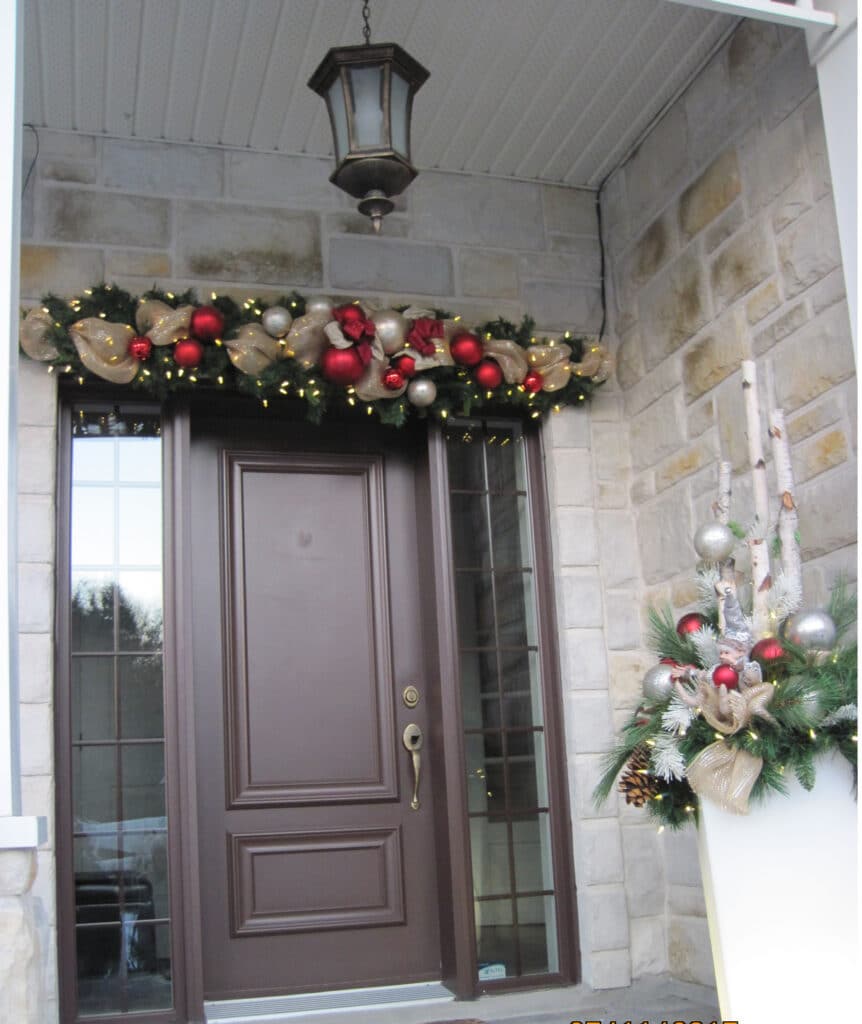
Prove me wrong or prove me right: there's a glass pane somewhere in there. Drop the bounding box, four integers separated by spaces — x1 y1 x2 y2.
126 924 172 1010
518 896 557 974
119 655 164 739
73 438 115 483
465 734 504 815
73 746 118 829
495 572 536 647
470 817 510 897
118 438 161 483
460 650 498 729
513 813 554 893
390 70 409 156
72 656 115 742
450 492 489 568
489 494 530 569
118 488 162 566
508 731 549 811
72 487 115 566
327 78 349 160
76 926 123 1014
456 573 495 648
121 744 166 823
75 834 169 931
72 575 115 652
486 425 525 492
118 572 163 650
446 426 484 489
349 65 385 147
475 898 515 980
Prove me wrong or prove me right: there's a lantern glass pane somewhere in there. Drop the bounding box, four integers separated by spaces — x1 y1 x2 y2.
390 70 410 157
327 78 349 161
349 65 385 148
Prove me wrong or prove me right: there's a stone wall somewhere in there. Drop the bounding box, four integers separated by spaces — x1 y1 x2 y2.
602 20 856 985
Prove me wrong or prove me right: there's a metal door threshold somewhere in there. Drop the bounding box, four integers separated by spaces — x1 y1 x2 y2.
204 981 454 1023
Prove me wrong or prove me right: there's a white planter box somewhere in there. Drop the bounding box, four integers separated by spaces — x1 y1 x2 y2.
698 751 857 1022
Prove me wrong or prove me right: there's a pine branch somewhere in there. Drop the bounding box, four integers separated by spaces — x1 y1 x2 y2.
646 606 699 665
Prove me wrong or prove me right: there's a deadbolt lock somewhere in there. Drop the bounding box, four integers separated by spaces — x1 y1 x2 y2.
402 685 420 708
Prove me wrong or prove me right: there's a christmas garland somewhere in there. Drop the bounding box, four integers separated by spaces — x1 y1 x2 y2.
18 284 613 426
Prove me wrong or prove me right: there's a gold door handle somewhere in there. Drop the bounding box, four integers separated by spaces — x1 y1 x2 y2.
402 723 424 810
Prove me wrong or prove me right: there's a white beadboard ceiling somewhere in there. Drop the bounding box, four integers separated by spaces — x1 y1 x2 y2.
22 0 738 188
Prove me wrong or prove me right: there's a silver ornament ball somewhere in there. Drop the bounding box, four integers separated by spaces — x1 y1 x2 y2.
407 378 437 408
782 609 837 652
643 663 674 702
371 309 408 355
261 305 293 338
306 296 333 318
693 521 736 562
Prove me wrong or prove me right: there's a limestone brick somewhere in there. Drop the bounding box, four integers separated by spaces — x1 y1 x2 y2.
17 495 54 564
741 108 807 214
682 310 750 402
16 359 57 428
745 278 782 325
757 33 817 131
710 221 774 310
771 173 813 235
630 917 668 975
655 438 717 494
625 103 689 235
0 851 36 896
629 211 677 287
703 200 745 255
587 391 623 423
597 480 627 509
226 152 343 209
542 186 598 238
622 827 665 918
0 888 42 1024
560 570 604 629
630 391 686 472
794 429 849 484
773 302 854 412
549 449 594 506
21 775 54 843
17 564 54 634
639 253 711 369
526 241 600 282
637 490 694 584
19 703 53 777
726 18 782 96
679 149 741 242
753 302 809 358
587 948 632 989
330 236 453 296
459 249 519 299
566 692 615 754
38 131 97 159
592 423 631 480
687 396 715 439
561 629 609 691
324 212 409 239
630 472 655 506
798 466 857 559
579 885 630 951
603 591 641 651
787 396 843 444
103 139 224 197
607 651 652 710
18 635 52 705
104 249 171 278
570 754 617 820
616 325 645 393
668 883 708 917
668 916 717 987
803 94 833 201
39 158 97 185
544 405 590 448
575 820 624 885
596 512 640 588
623 358 682 418
42 186 170 247
20 244 104 301
17 426 56 495
670 576 701 611
810 267 847 316
522 279 601 332
778 197 842 300
554 508 598 566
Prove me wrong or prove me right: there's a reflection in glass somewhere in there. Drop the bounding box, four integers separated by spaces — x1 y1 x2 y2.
69 406 172 1014
518 895 558 974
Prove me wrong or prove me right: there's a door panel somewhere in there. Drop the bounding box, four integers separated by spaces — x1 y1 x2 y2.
190 419 441 1000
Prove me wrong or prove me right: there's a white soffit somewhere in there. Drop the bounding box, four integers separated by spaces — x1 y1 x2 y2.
23 0 740 188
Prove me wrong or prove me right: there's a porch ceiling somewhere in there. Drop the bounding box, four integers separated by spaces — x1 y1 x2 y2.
23 0 738 189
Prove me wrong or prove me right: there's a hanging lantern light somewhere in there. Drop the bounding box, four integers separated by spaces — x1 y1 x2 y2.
308 0 429 233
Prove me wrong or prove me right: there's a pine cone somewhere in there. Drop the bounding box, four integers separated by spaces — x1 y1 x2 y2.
619 744 660 807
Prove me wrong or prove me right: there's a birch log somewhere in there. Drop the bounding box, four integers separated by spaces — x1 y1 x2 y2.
714 460 735 634
741 361 771 638
769 408 802 596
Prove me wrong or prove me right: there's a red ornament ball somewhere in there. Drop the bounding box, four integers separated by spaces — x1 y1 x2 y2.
173 338 204 368
750 637 787 671
393 354 417 378
712 663 740 689
676 612 708 636
523 369 544 394
333 303 364 324
128 336 152 361
450 331 484 367
474 358 503 390
383 366 406 391
189 305 225 343
320 345 365 385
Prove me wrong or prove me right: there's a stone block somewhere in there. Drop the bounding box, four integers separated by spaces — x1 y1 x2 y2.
588 391 622 423
773 302 854 412
741 108 807 213
746 278 782 325
637 490 694 584
560 570 604 629
330 236 452 296
550 449 594 506
575 820 624 885
622 826 665 918
778 198 842 300
19 703 53 776
639 254 711 369
39 132 97 159
543 186 597 237
668 915 717 987
757 33 817 131
668 883 708 917
623 358 682 418
608 651 653 710
597 481 627 509
798 466 857 559
17 426 56 495
175 201 321 286
687 396 715 439
727 18 781 94
629 211 677 287
566 692 615 754
226 152 342 208
324 212 409 238
522 279 601 332
655 438 717 494
772 173 813 234
683 43 729 132
579 885 630 951
630 471 655 506
794 429 849 484
626 104 689 233
0 850 36 896
544 405 590 449
16 358 57 429
410 172 545 249
679 148 742 241
591 423 631 480
17 564 53 634
787 396 843 444
630 917 668 975
683 310 750 402
18 634 52 705
104 249 171 278
561 629 609 691
587 948 632 990
710 221 774 310
616 325 645 393
571 753 616 820
803 94 832 201
20 776 53 843
42 187 170 247
459 249 519 299
533 239 600 282
103 139 223 197
671 575 702 610
630 391 686 472
604 591 641 651
597 512 639 588
20 245 104 302
39 158 97 184
664 826 702 886
554 508 599 566
810 267 847 316
17 495 54 563
703 200 745 255
715 371 758 472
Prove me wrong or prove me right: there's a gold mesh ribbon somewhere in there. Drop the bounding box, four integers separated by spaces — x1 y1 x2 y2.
284 312 330 369
527 342 572 391
687 743 763 814
224 323 284 376
483 339 529 384
571 343 615 384
135 299 194 346
20 308 59 361
69 318 138 384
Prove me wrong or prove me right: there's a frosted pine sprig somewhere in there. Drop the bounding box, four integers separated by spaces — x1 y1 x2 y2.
691 626 720 669
696 566 720 612
662 694 696 735
650 733 687 782
820 703 858 728
766 570 804 623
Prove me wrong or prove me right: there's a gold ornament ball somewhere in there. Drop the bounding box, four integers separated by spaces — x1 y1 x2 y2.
693 521 735 562
782 609 837 652
261 306 293 338
306 296 333 318
371 310 408 355
407 378 437 407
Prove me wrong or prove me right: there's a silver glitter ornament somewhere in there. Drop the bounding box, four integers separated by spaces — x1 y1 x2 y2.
782 609 837 652
407 378 437 407
371 309 408 355
306 296 333 318
261 305 293 338
693 521 736 562
643 663 674 702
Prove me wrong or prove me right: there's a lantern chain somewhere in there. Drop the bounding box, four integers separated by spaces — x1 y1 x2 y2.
361 0 371 44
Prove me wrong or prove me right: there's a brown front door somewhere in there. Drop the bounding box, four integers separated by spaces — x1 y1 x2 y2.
188 415 442 1001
